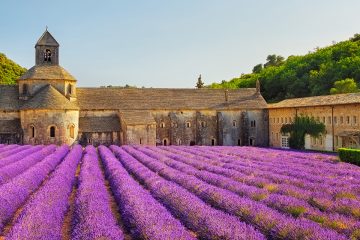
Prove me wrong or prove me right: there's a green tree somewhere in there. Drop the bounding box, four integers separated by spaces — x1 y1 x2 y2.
252 64 263 73
281 115 326 149
0 53 27 85
264 54 284 68
196 74 205 88
330 78 358 94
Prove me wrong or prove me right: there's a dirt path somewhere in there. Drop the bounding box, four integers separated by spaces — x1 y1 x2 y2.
61 162 81 240
98 155 133 240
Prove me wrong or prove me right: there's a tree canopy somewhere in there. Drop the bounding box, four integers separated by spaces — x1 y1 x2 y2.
0 53 26 85
196 74 204 88
209 34 360 102
330 78 358 94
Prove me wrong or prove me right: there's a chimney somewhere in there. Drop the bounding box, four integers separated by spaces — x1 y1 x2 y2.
225 89 229 102
256 79 260 94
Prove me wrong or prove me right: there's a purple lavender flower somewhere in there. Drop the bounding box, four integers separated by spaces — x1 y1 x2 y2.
99 145 196 240
0 145 56 185
72 145 124 240
0 145 69 233
6 145 83 240
111 145 266 240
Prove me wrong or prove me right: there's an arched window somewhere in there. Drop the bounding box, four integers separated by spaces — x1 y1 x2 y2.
232 120 237 127
69 125 75 139
44 49 52 62
163 138 168 146
201 121 206 128
23 84 29 95
29 125 35 138
177 139 182 145
50 126 56 138
186 122 191 128
251 120 256 128
211 138 216 146
160 122 165 128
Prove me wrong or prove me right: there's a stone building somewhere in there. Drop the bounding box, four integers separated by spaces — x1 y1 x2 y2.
268 94 360 151
0 30 269 146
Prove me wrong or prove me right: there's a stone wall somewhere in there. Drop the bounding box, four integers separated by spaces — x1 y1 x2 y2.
0 111 20 120
78 131 119 146
20 109 79 145
195 111 218 145
218 111 242 146
122 124 156 145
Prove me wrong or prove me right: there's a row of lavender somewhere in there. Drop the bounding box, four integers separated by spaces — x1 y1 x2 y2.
0 145 359 239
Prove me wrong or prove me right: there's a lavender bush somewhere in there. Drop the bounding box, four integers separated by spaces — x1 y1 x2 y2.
6 145 83 240
0 145 69 233
0 145 43 169
0 145 56 185
111 145 266 240
72 145 124 240
99 145 195 240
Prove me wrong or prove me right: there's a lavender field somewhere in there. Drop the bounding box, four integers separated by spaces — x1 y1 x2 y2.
0 144 359 240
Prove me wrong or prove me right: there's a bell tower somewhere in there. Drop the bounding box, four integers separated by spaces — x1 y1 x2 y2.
35 29 59 65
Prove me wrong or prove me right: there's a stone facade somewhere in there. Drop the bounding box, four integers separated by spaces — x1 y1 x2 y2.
21 109 79 145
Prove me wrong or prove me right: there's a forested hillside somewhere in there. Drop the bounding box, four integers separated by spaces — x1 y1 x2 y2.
209 34 360 102
0 53 26 85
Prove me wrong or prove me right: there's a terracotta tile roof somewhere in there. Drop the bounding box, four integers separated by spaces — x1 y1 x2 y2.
268 92 360 109
120 111 156 125
21 84 79 110
19 65 76 81
79 116 120 132
0 119 21 133
0 85 20 110
76 88 267 110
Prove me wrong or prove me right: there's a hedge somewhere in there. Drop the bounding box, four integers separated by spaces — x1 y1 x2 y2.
338 148 360 166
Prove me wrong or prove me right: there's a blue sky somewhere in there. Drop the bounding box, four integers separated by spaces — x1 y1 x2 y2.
1 0 359 87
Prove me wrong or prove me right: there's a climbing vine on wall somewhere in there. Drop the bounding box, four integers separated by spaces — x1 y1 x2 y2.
281 115 326 149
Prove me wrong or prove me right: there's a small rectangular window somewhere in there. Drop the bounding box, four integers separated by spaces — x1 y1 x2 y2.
340 116 344 124
346 116 350 124
327 116 331 124
232 120 237 127
353 116 357 125
333 116 337 124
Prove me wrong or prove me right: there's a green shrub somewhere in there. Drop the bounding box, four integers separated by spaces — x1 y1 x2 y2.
338 148 360 166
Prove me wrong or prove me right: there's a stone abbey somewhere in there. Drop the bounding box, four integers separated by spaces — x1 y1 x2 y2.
1 30 359 150
0 30 268 147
